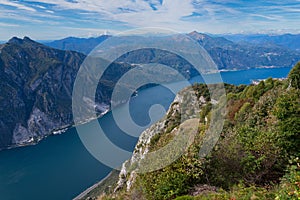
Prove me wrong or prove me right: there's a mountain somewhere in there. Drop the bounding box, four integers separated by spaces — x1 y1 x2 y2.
0 37 134 149
0 36 202 149
223 33 300 52
45 35 111 55
45 32 300 70
86 62 300 200
0 37 83 148
188 31 300 70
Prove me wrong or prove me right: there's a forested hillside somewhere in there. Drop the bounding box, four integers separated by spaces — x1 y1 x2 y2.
86 62 300 200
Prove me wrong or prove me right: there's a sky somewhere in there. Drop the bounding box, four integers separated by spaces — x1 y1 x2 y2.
0 0 300 40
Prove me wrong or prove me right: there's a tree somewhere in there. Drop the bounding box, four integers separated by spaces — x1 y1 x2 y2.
288 62 300 89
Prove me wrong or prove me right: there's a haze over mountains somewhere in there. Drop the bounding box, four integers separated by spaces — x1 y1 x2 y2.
0 32 300 149
222 33 300 52
45 35 111 55
46 31 300 70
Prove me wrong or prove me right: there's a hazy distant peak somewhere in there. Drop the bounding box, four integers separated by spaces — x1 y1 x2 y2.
188 31 209 40
8 37 24 45
8 36 40 46
23 36 34 42
45 35 111 55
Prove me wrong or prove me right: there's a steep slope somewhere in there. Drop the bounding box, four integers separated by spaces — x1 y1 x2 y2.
0 37 131 149
0 37 86 148
90 62 300 200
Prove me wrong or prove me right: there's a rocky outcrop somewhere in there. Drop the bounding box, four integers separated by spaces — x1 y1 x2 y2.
0 37 128 149
114 87 204 192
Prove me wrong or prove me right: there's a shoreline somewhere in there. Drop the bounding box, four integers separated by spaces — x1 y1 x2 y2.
0 65 292 152
0 109 110 153
73 171 114 200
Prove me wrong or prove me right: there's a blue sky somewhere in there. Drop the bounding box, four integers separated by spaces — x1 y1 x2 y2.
0 0 300 40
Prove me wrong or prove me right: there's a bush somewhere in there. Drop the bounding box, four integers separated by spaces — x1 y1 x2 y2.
276 157 300 200
174 195 194 200
273 90 300 157
139 154 203 200
192 184 275 200
288 62 300 89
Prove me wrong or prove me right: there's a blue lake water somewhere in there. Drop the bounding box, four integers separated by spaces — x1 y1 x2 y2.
0 67 292 200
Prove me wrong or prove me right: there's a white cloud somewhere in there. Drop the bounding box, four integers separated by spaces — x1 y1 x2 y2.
34 5 46 9
0 22 19 27
21 0 195 28
45 10 54 14
0 0 36 12
1 0 300 39
107 0 195 28
249 14 282 21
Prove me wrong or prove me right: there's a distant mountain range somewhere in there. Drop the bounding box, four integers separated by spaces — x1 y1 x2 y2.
189 31 300 69
45 31 300 70
222 33 300 52
45 35 111 55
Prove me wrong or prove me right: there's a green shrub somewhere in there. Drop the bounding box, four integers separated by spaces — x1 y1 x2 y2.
273 90 300 157
288 62 300 89
174 195 195 200
193 184 275 200
276 157 300 200
139 154 203 200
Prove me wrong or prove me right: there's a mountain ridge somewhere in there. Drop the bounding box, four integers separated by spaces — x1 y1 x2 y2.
0 37 124 149
0 37 86 148
45 32 300 70
45 35 111 55
222 33 300 51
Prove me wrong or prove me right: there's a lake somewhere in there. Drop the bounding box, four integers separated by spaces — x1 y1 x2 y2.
0 67 292 200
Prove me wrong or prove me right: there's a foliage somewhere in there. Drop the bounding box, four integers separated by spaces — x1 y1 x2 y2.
175 185 276 200
199 103 212 123
288 62 300 89
139 151 204 200
275 157 300 200
99 63 300 200
201 64 300 192
273 89 300 157
174 195 194 200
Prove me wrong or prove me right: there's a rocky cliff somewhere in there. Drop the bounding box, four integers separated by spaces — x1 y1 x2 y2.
112 84 211 194
0 37 132 149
